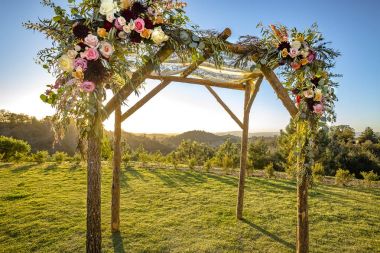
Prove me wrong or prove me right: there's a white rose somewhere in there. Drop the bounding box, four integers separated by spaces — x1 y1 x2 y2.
303 89 314 98
99 41 114 58
151 27 169 45
67 50 78 59
290 40 301 50
100 0 119 16
58 54 74 72
106 13 115 23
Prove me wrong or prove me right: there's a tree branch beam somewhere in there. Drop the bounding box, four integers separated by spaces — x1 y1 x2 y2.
204 85 244 129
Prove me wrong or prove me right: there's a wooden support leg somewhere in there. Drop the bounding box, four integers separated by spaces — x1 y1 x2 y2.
111 104 122 232
297 172 309 253
86 100 102 253
236 84 251 220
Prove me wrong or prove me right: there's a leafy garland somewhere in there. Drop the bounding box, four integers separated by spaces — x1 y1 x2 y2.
257 23 340 182
24 0 227 138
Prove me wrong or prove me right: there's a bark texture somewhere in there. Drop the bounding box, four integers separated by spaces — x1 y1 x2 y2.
111 104 122 232
86 108 102 253
297 172 309 253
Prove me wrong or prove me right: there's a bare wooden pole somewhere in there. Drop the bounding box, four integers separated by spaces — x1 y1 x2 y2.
86 92 103 253
236 83 252 220
148 75 246 91
297 171 309 253
247 76 263 109
204 85 244 129
121 80 170 121
103 43 174 119
111 104 122 232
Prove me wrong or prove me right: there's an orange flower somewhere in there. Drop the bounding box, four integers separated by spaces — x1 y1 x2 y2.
154 16 164 25
140 29 152 39
72 69 84 80
97 28 108 38
120 0 132 9
281 48 288 58
296 34 304 42
291 62 301 70
300 58 309 65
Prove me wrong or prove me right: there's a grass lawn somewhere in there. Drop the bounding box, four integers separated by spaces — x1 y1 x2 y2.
0 162 379 252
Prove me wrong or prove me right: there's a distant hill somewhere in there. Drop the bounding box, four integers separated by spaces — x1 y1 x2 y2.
216 131 279 138
162 130 240 148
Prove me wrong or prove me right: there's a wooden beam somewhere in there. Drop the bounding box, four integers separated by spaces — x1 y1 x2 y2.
121 80 170 121
121 28 233 121
103 28 232 120
260 66 298 117
148 75 246 91
236 82 252 219
103 43 174 119
204 85 244 129
247 76 263 110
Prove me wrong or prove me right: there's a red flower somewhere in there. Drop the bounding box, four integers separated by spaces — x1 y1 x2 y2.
73 22 90 39
103 21 114 31
144 18 154 29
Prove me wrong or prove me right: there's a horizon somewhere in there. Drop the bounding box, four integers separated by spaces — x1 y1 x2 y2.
1 0 379 133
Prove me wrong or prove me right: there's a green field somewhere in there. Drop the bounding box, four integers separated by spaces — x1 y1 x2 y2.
0 162 379 253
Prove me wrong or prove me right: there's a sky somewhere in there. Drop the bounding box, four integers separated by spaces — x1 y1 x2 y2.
0 0 379 133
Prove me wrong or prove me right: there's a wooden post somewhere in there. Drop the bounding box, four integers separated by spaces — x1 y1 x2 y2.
111 104 122 232
236 83 251 220
86 92 103 253
297 171 309 253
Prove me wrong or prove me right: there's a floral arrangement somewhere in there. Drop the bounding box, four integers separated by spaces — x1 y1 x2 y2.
24 0 226 137
255 23 340 125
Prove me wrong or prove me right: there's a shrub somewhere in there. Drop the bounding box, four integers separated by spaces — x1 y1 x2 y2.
203 159 212 173
335 169 354 186
285 165 297 179
222 155 233 174
188 158 196 170
52 152 69 163
360 170 379 187
312 162 325 183
33 150 50 163
264 162 275 178
0 153 4 161
10 152 27 162
0 136 31 161
72 153 82 163
122 152 131 166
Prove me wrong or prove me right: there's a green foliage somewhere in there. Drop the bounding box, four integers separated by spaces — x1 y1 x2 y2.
135 145 149 168
312 162 325 183
52 151 69 163
174 140 214 166
335 169 354 186
188 158 196 170
72 153 82 163
264 162 275 178
214 139 240 170
248 139 270 170
0 136 31 161
358 127 378 144
203 159 212 173
33 150 50 163
360 170 379 187
122 152 131 166
101 135 112 161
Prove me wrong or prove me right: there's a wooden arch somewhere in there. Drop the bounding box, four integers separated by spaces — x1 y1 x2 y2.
86 28 308 253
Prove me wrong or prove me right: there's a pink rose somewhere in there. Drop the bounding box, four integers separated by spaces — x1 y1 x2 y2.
99 41 114 58
289 48 299 58
307 51 316 63
115 17 126 30
84 34 99 48
81 48 99 61
313 103 324 115
134 18 145 33
74 58 88 71
80 81 96 92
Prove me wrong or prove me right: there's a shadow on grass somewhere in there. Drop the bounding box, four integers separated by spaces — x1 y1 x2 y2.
112 232 125 253
242 218 295 250
206 173 237 187
0 163 13 169
11 163 35 173
125 167 147 182
44 163 59 173
249 177 296 193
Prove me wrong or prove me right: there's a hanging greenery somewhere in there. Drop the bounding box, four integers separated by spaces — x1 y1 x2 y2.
24 0 227 138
